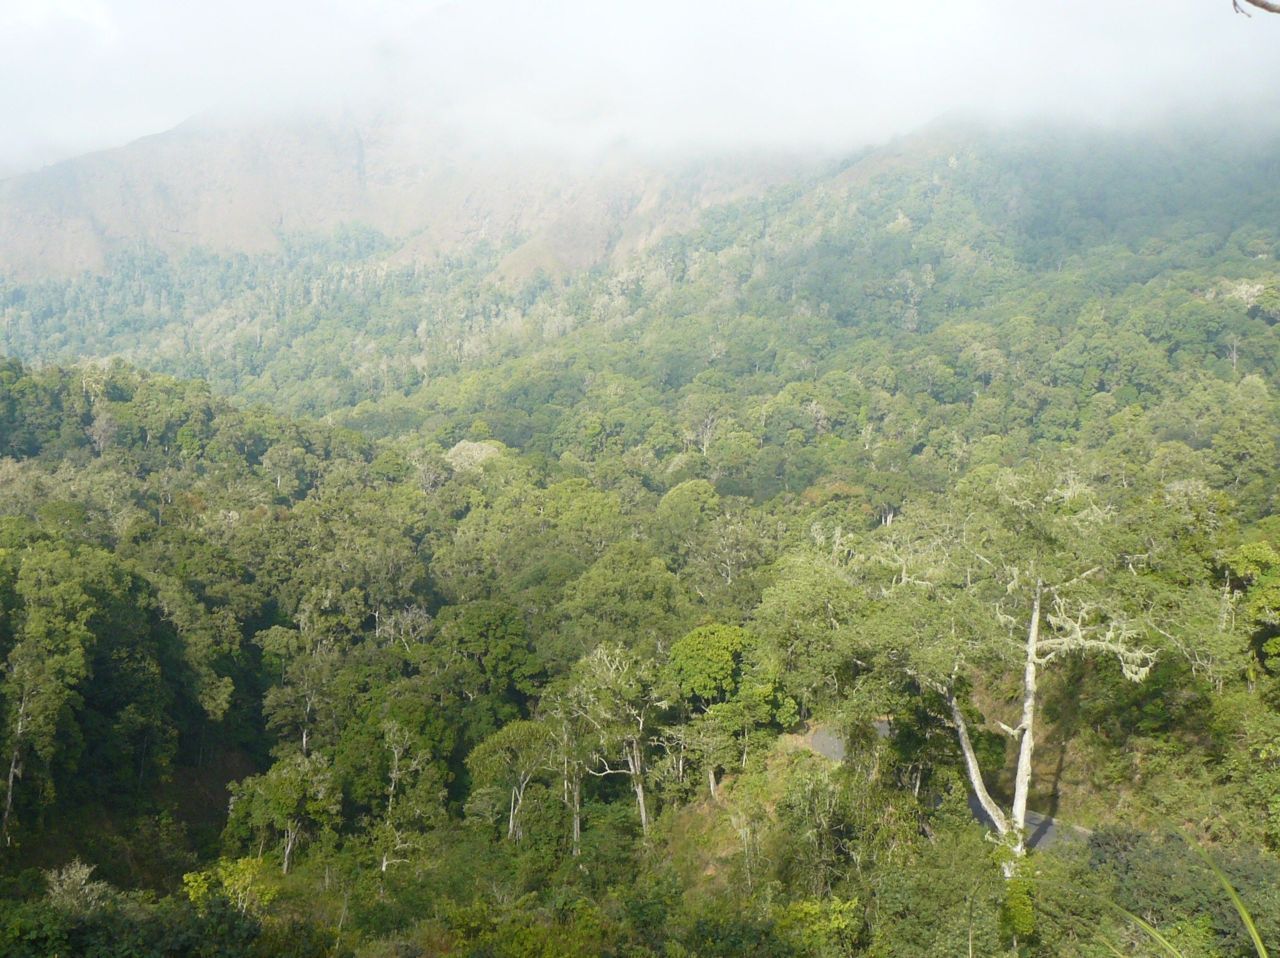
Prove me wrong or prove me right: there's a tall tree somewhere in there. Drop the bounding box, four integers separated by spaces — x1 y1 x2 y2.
567 643 661 836
850 465 1182 863
466 719 552 842
0 544 130 844
226 752 340 874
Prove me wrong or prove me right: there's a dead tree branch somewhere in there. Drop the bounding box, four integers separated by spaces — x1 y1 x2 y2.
1235 0 1280 16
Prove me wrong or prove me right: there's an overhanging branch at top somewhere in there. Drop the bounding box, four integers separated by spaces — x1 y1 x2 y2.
1235 0 1280 15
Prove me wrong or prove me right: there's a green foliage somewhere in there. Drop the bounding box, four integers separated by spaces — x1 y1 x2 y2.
667 624 750 704
226 753 341 873
773 897 862 958
868 824 1010 958
2 122 1280 955
1090 830 1280 956
183 857 278 917
0 860 317 958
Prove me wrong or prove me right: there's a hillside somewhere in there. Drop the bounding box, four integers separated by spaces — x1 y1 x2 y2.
0 118 1279 956
0 111 801 282
4 120 1280 423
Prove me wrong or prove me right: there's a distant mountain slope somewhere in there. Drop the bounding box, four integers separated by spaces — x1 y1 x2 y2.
0 113 802 281
3 117 1280 430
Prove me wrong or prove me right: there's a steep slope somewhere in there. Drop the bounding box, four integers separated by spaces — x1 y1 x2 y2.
2 121 1280 957
3 118 1280 429
0 112 802 281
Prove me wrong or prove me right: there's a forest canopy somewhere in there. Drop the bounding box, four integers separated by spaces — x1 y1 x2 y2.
0 122 1278 956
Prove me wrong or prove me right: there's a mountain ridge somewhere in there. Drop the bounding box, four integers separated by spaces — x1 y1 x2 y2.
0 112 811 282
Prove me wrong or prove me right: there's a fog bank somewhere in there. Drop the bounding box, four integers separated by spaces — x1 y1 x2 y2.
3 0 1277 172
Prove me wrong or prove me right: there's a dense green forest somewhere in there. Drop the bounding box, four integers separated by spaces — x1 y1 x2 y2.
0 124 1279 956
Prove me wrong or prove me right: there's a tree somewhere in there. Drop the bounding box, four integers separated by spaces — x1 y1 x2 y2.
429 600 543 749
664 624 748 799
652 479 720 569
753 553 865 716
258 625 340 759
466 719 552 842
1233 537 1280 670
0 543 131 844
226 752 340 874
556 541 688 659
567 643 662 836
369 718 445 871
851 465 1175 864
662 624 792 797
665 624 749 707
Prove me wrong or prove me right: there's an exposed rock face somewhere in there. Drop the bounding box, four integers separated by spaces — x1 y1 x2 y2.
0 112 804 281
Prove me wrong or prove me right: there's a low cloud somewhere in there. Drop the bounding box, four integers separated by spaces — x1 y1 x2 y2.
2 0 1277 172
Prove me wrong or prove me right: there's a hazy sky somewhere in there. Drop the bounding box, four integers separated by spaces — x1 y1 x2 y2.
2 0 1277 174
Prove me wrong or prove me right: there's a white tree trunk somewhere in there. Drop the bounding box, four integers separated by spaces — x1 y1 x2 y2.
570 777 581 856
626 741 649 835
1009 583 1042 856
948 692 1010 837
2 745 21 845
283 825 298 874
2 700 28 846
634 776 649 835
948 584 1044 875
